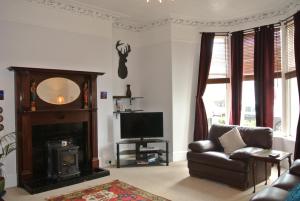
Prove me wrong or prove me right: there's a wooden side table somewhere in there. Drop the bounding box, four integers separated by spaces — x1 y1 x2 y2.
251 149 292 193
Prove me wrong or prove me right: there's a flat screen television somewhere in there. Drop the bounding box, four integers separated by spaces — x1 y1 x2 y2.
120 112 163 139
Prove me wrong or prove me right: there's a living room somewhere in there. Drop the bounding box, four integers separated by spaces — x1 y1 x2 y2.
0 0 300 200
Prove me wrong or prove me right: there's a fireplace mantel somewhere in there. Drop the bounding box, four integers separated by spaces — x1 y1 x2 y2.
9 66 105 188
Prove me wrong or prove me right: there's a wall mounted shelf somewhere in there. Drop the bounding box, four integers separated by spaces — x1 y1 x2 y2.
112 96 144 118
113 96 144 105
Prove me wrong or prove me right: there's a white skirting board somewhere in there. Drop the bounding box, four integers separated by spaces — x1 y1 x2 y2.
173 151 187 162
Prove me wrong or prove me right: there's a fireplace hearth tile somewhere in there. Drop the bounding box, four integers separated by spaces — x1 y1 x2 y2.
23 168 110 194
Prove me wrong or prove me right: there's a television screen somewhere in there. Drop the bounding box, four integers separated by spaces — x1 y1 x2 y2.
120 112 163 139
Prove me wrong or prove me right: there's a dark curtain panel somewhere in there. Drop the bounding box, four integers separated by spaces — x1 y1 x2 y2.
229 31 244 125
194 33 215 141
293 11 300 160
254 25 274 128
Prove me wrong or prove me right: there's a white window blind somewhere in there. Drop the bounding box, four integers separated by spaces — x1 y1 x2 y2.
209 36 228 79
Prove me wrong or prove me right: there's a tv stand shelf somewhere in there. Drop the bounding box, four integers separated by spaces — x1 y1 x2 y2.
116 139 169 168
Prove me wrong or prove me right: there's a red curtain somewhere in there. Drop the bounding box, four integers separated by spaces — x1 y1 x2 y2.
293 11 300 160
229 31 244 125
254 25 274 128
194 33 215 141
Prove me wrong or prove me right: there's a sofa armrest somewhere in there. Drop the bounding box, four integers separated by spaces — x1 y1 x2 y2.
290 159 300 176
229 147 264 160
188 140 217 153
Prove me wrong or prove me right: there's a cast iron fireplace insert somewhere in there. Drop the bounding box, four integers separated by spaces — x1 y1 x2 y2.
47 141 80 181
23 123 109 194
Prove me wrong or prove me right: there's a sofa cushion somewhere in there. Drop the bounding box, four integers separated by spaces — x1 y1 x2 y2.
286 183 300 201
218 127 246 154
208 124 236 150
272 172 300 191
250 187 288 201
186 151 247 172
229 147 264 160
188 140 217 153
238 126 273 149
290 159 300 176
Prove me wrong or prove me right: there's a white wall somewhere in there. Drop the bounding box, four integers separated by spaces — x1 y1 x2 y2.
171 25 201 161
111 26 174 161
111 28 143 160
139 25 173 161
0 0 113 187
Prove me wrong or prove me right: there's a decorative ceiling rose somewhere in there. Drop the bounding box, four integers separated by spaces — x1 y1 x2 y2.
146 0 174 3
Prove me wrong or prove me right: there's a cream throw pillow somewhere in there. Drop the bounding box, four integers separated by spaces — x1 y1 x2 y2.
218 127 246 154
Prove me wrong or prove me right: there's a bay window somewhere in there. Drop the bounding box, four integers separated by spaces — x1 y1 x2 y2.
273 27 283 132
203 35 229 127
274 78 282 132
240 81 256 127
288 78 299 138
285 21 298 137
241 31 256 127
203 20 297 137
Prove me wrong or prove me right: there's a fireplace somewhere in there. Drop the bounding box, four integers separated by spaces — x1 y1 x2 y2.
32 123 88 180
47 141 80 181
9 67 110 194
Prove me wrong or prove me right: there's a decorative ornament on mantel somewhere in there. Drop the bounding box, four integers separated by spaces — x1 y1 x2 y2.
146 0 174 3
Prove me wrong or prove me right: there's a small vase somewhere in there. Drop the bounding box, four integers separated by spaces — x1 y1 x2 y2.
126 85 132 97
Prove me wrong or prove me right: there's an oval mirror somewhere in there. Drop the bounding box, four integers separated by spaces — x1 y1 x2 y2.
37 77 80 105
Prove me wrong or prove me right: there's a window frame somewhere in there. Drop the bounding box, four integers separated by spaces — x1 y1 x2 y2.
283 20 298 137
205 34 231 126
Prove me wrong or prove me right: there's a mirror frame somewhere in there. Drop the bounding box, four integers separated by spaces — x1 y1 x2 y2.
36 77 81 106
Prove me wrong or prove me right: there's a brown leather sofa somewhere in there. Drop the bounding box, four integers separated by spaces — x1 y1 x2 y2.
250 159 300 201
187 124 273 190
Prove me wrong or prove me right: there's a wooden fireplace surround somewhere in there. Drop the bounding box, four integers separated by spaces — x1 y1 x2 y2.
9 67 104 186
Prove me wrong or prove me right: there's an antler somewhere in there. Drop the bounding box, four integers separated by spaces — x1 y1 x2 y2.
116 40 124 52
116 40 131 55
124 44 131 56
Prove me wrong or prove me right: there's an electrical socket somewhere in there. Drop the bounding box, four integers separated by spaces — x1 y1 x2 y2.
105 160 112 165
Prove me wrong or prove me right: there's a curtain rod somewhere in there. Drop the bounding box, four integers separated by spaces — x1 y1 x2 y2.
281 15 294 24
242 22 281 34
199 32 229 36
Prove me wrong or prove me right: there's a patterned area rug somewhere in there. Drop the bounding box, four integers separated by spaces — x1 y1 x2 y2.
47 180 170 201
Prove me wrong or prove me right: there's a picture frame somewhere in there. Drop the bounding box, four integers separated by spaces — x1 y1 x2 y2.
100 91 107 99
0 90 3 100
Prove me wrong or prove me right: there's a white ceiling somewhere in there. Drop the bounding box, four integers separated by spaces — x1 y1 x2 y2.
72 0 293 23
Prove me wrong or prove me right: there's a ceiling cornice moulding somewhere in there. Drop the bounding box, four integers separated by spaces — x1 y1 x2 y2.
25 0 122 21
169 0 300 28
25 0 300 32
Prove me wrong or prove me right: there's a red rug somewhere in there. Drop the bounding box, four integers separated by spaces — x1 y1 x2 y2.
47 180 170 201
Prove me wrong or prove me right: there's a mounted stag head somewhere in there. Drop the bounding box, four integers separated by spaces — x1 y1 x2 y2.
116 40 131 79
